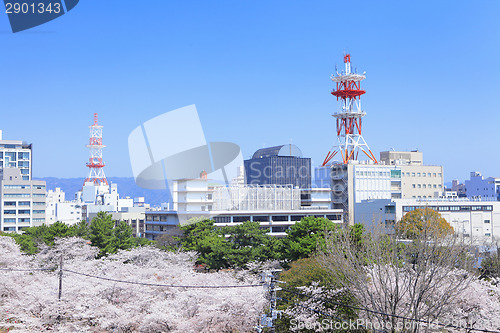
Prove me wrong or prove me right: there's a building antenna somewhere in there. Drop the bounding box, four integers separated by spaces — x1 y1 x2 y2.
84 113 108 186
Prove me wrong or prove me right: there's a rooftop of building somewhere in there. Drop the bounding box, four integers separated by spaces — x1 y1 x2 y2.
251 144 303 159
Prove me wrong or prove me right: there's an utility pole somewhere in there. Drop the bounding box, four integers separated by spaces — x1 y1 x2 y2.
256 270 283 333
58 254 63 301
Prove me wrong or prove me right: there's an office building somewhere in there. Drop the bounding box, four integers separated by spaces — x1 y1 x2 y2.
46 187 82 225
144 173 342 240
0 168 46 232
465 171 500 200
244 144 311 189
379 150 443 199
355 197 500 243
321 150 444 225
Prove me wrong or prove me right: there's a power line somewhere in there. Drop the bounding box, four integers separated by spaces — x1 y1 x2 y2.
63 269 261 289
280 287 500 333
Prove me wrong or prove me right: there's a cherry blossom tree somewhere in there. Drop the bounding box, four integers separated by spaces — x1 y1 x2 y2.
318 225 500 333
0 236 266 332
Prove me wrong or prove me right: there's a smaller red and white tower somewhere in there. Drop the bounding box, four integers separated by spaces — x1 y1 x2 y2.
322 54 378 166
84 113 108 186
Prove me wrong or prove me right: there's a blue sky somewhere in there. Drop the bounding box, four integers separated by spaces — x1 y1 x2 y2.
1 1 499 183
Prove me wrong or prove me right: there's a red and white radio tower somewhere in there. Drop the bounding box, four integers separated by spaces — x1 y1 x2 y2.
84 113 108 186
322 54 378 166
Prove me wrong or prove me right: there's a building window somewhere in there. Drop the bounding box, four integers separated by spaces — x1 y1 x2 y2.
433 184 437 188
418 184 421 188
433 173 437 177
18 210 30 215
3 210 16 215
438 173 442 177
406 172 410 176
485 233 491 237
423 184 426 188
412 184 416 188
3 185 30 189
33 210 45 214
4 202 16 206
3 218 16 223
412 173 415 177
485 220 491 224
428 173 431 177
18 201 30 206
233 216 251 222
18 218 30 223
422 173 426 177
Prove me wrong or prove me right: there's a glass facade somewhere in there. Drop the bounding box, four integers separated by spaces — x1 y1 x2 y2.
244 156 311 188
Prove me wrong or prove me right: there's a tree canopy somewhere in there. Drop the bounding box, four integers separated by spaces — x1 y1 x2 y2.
395 207 454 239
177 219 280 270
281 216 340 262
7 212 151 257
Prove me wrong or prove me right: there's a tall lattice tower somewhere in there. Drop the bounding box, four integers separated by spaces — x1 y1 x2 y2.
322 54 378 166
84 113 108 186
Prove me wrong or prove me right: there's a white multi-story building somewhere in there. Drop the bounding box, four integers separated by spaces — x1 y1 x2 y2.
76 182 134 222
46 188 82 225
0 131 32 181
355 197 500 243
0 168 46 232
319 150 444 225
144 175 343 240
465 171 500 200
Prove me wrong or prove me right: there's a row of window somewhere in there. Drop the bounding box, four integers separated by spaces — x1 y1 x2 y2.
4 185 45 190
411 184 442 189
404 172 441 177
4 184 35 189
403 205 493 212
0 151 30 160
3 210 45 214
4 201 31 206
4 217 44 223
214 214 342 223
3 193 45 198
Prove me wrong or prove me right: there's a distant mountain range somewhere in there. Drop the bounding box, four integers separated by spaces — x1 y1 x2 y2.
35 177 172 207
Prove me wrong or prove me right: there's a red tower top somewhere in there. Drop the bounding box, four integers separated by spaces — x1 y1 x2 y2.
84 113 108 186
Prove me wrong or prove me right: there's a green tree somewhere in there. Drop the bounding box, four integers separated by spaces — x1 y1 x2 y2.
282 216 339 263
113 221 137 251
90 212 116 257
223 221 280 268
69 221 91 239
275 256 360 332
480 251 500 279
177 220 280 270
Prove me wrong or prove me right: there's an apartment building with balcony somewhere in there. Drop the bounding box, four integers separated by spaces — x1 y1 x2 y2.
0 130 32 181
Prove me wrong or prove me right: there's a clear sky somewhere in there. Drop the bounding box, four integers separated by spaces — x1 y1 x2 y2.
1 1 499 183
